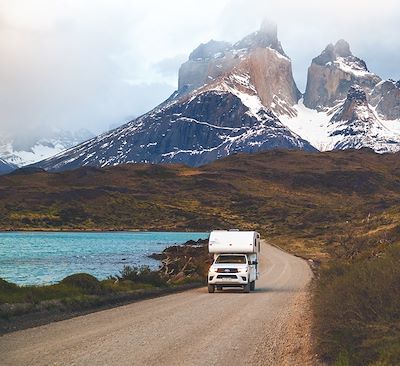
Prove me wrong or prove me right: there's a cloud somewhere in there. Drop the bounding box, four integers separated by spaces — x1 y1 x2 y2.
152 55 187 85
0 0 399 142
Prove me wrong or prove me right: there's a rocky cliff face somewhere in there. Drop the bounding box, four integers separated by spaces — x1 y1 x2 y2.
304 40 381 110
370 79 400 120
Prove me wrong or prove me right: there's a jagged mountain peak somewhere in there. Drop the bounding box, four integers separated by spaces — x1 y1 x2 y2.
233 19 287 57
260 18 278 37
320 39 352 62
313 39 367 70
178 21 299 116
333 39 352 58
304 39 380 110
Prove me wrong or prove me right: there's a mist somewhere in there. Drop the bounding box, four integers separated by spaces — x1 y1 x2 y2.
1 0 399 141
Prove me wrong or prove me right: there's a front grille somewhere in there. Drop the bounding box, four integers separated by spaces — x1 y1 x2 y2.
216 275 237 279
216 268 238 273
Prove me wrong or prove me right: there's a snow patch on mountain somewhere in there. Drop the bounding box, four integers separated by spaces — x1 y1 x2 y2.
281 94 400 153
280 99 333 150
333 57 372 78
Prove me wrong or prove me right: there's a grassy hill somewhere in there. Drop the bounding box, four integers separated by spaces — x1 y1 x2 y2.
1 148 400 259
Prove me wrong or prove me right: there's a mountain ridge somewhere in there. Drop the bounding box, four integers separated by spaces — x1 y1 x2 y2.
28 22 400 171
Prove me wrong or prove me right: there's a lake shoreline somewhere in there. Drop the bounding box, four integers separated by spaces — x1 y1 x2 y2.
0 238 210 334
0 231 209 286
0 228 204 233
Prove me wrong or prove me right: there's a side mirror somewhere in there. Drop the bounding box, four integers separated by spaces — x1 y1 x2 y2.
252 261 258 265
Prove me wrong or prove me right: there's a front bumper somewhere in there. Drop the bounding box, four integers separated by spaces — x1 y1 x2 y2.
208 272 248 286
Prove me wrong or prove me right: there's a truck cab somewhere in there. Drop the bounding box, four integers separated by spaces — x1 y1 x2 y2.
207 230 260 293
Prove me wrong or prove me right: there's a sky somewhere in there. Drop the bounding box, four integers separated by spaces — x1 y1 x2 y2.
1 0 399 139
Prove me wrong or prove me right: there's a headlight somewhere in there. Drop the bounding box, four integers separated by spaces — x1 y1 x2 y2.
238 268 248 273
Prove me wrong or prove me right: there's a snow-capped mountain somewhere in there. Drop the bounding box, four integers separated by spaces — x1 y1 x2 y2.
282 40 400 152
34 21 314 171
32 23 400 172
0 128 94 167
328 86 400 152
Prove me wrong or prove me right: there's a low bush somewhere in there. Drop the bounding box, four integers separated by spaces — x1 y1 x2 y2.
117 265 167 287
61 273 102 294
313 245 400 365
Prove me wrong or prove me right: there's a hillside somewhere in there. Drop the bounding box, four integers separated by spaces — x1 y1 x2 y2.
2 149 400 259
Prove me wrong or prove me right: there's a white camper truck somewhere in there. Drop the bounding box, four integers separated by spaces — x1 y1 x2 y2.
207 230 260 293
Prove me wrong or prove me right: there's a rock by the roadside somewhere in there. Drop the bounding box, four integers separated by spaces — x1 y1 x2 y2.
148 237 212 282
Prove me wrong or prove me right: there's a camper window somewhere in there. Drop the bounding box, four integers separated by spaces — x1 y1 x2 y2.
215 255 246 264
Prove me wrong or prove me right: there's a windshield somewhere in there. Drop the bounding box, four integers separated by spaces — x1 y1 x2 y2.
215 255 247 264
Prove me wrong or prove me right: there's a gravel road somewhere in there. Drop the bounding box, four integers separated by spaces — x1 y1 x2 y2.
0 242 315 366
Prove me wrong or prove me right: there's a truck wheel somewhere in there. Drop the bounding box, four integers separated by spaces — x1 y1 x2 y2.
250 281 255 291
208 284 215 293
243 283 250 293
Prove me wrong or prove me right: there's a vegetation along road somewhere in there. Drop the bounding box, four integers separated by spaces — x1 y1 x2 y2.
0 242 316 366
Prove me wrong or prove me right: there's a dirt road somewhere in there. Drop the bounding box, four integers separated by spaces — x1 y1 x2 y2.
0 243 315 365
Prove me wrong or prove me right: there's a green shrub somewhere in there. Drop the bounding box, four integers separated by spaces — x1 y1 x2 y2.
118 265 166 287
314 245 400 365
60 273 101 294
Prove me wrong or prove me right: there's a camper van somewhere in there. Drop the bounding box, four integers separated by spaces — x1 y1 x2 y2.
207 230 260 293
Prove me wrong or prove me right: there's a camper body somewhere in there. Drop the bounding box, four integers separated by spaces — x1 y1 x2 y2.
207 230 260 293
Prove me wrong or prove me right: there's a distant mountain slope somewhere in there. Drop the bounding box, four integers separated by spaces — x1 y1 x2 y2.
0 158 16 174
0 128 94 167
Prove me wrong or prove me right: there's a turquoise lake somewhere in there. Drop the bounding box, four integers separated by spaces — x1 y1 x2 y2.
0 232 209 285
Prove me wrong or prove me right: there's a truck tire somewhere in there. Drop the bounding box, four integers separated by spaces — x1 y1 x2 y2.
250 281 255 291
243 283 250 293
208 284 215 293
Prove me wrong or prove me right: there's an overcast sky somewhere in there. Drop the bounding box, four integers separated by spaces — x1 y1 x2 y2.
1 0 399 138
